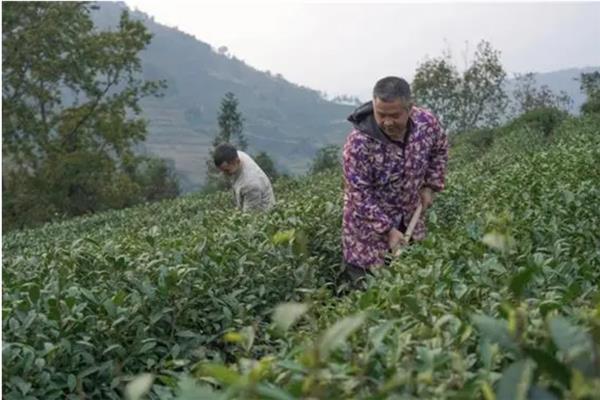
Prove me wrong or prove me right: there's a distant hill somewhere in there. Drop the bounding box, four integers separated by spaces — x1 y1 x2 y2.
505 66 600 113
91 3 597 192
91 2 354 192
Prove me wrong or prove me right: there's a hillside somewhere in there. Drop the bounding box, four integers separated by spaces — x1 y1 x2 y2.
505 66 600 113
3 108 599 398
91 3 598 192
91 2 354 192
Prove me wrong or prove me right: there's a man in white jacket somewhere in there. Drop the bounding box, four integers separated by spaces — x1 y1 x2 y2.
213 143 276 212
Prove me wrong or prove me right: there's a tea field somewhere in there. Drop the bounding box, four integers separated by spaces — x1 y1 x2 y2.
3 113 600 399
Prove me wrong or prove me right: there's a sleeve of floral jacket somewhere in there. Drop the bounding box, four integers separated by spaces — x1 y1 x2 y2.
423 117 449 192
343 132 393 235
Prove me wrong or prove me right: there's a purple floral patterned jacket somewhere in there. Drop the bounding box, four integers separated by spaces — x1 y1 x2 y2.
342 102 448 268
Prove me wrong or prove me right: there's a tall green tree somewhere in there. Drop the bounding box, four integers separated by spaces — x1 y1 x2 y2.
214 92 247 150
205 92 247 190
410 49 459 130
2 2 166 229
412 40 508 134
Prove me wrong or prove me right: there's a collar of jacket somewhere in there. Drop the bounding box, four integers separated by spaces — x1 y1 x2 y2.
347 101 415 146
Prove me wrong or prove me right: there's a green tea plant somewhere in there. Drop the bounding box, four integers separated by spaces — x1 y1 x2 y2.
3 115 599 399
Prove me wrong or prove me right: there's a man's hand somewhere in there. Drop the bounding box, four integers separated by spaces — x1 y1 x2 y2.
420 187 435 210
388 227 406 251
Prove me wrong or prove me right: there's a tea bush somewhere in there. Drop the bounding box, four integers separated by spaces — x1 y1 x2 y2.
3 115 599 399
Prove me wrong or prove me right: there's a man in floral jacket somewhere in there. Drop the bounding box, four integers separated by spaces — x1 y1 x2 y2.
342 76 448 284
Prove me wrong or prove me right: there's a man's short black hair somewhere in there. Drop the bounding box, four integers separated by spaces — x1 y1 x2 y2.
213 143 239 167
373 76 412 103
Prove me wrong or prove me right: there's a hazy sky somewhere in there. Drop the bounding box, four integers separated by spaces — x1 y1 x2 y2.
124 1 600 100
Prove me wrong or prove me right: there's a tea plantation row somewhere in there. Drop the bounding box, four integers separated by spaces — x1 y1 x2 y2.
3 115 599 399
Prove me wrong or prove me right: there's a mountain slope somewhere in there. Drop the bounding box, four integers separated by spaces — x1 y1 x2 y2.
92 2 354 191
91 3 597 192
505 66 600 113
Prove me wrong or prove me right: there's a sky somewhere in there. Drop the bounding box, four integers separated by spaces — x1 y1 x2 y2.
124 1 600 100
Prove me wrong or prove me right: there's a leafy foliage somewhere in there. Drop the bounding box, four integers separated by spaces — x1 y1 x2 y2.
253 151 279 181
3 172 343 398
133 156 180 202
412 40 508 133
2 2 172 230
3 110 600 399
185 114 600 399
309 144 341 175
205 92 247 191
580 71 600 115
214 92 247 151
508 107 569 137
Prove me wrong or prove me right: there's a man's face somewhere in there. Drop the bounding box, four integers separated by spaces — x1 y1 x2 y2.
373 97 412 137
217 159 240 176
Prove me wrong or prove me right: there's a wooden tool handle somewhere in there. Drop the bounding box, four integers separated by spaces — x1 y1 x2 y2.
404 203 423 242
393 203 423 257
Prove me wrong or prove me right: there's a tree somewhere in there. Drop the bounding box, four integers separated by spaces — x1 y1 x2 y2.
133 156 180 202
217 45 229 57
511 72 573 115
214 92 247 150
254 151 279 181
580 71 600 115
2 2 166 229
310 145 341 174
205 92 247 190
412 40 508 134
411 50 459 130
